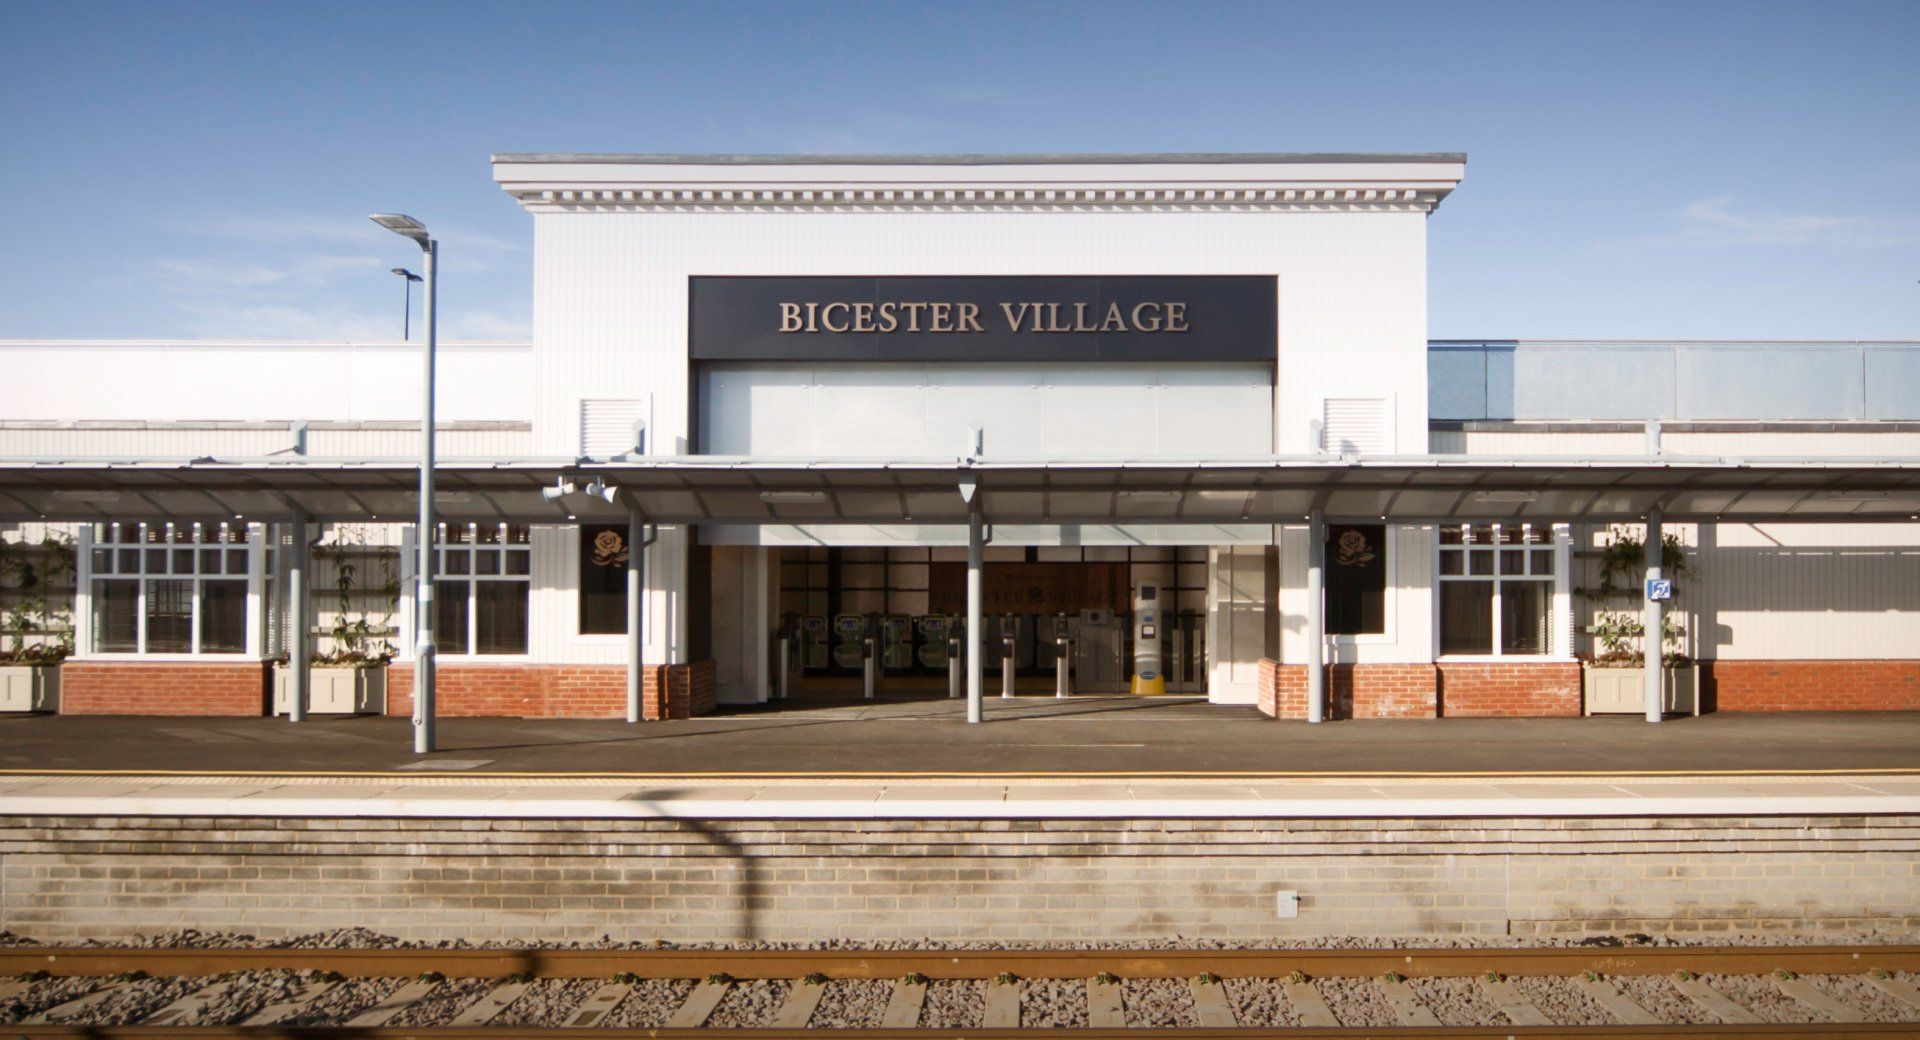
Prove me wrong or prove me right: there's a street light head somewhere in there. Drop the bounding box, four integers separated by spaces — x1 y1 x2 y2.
390 267 423 282
370 213 430 246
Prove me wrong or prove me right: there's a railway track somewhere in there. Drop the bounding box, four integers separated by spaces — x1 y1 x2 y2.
4 943 1919 1035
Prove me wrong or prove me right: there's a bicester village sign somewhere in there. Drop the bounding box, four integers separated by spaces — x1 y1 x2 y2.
689 275 1276 363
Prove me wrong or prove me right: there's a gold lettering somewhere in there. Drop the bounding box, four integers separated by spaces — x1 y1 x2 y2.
1000 302 1029 331
779 303 803 333
1131 301 1163 332
1164 301 1188 332
1044 303 1070 333
851 302 875 333
1072 302 1096 332
804 302 820 333
957 301 984 332
902 301 927 332
822 301 850 333
876 302 898 333
929 302 953 332
1100 302 1127 332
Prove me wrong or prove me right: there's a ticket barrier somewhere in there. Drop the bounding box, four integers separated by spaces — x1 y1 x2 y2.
1169 609 1206 693
881 613 914 671
775 617 795 700
831 614 867 671
800 614 828 669
916 614 951 670
863 632 878 699
999 614 1019 698
1074 609 1125 691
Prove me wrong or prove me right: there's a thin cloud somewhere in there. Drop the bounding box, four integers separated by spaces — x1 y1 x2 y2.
1675 196 1909 247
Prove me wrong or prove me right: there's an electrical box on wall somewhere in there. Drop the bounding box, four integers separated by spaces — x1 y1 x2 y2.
1276 889 1300 919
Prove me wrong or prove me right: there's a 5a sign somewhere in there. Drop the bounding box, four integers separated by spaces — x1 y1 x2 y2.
1646 579 1674 601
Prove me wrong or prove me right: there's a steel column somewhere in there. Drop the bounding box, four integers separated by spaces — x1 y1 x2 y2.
412 239 438 755
1643 506 1665 723
1306 510 1327 724
626 508 644 723
966 502 983 724
286 517 309 723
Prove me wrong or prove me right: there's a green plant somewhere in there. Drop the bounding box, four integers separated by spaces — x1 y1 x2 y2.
1582 525 1691 667
0 530 76 665
311 530 398 667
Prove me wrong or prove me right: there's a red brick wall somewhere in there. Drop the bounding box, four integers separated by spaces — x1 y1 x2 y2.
1704 660 1920 712
59 661 271 716
1436 662 1582 717
386 661 717 719
1255 660 1437 719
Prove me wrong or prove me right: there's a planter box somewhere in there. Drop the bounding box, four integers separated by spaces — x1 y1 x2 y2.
272 666 386 715
0 665 60 713
1584 664 1698 716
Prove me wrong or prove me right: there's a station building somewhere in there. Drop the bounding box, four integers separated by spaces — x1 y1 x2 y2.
2 152 1917 720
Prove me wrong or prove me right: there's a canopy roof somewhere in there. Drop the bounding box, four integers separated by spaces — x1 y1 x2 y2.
3 454 1918 526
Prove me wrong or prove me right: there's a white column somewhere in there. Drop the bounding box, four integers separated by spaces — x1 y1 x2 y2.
1643 508 1665 723
626 510 645 723
1306 510 1327 724
286 515 309 723
966 502 984 724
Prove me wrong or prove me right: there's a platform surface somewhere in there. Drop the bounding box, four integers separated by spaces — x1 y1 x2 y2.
4 698 1918 819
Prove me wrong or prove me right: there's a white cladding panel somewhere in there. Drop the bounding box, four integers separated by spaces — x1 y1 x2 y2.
1687 522 1920 661
0 342 531 423
699 364 1272 457
1280 524 1436 665
529 209 1430 456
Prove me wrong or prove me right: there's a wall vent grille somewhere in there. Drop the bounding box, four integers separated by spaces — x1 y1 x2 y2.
1322 397 1393 454
580 398 649 457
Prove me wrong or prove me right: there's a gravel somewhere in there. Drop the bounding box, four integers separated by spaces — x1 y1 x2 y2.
1316 976 1397 1028
1612 974 1714 1024
1408 975 1508 1026
1 976 103 1023
1019 978 1087 1027
1804 973 1919 1022
1121 977 1198 1027
490 978 598 1026
704 978 790 1027
1702 972 1813 1023
189 969 308 1025
809 979 891 1027
917 979 983 1027
602 978 696 1028
1511 972 1614 1025
279 976 404 1026
38 976 201 1025
1222 977 1299 1027
384 977 497 1027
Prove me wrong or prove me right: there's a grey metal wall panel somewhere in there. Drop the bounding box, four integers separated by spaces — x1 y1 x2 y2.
1426 346 1488 421
1677 346 1862 420
1866 348 1920 420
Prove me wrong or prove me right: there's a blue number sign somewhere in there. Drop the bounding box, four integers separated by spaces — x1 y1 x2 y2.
1646 578 1674 601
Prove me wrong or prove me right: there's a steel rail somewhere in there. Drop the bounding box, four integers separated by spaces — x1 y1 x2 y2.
9 1024 1919 1038
5 944 1918 980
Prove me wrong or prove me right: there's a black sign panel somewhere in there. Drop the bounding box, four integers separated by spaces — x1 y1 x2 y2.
1326 523 1386 636
689 276 1275 363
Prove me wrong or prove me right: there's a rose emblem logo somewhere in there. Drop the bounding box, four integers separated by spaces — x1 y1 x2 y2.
1335 529 1374 566
592 530 629 567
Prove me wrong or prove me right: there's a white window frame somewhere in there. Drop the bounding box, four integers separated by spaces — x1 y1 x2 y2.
431 522 533 659
1433 522 1573 662
74 521 263 660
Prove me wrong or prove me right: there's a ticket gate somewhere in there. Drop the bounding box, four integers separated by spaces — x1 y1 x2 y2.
831 614 868 670
916 614 951 670
880 613 914 671
1074 609 1126 691
1169 609 1207 692
799 614 829 670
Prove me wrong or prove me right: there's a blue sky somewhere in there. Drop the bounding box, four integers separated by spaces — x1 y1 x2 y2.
2 0 1916 342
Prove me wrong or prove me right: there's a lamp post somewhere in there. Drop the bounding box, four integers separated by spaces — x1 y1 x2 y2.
391 267 422 340
372 214 438 754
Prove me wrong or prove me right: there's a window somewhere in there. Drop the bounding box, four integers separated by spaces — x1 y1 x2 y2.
1437 523 1560 656
433 523 530 654
87 522 252 655
1326 523 1386 636
578 525 630 635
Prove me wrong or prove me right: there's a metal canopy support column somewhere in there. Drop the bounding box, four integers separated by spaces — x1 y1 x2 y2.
1643 505 1665 723
286 515 309 723
1306 509 1327 724
962 478 983 725
626 508 645 724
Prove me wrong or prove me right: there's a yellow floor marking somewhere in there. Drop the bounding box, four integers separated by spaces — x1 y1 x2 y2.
1481 977 1552 1026
771 980 828 1028
1378 977 1443 1027
1775 976 1866 1022
1282 981 1339 1027
448 980 530 1026
1086 979 1124 1027
345 979 439 1027
1571 977 1660 1025
563 982 631 1027
666 979 730 1028
983 980 1020 1027
1672 976 1762 1024
1187 979 1237 1027
881 980 926 1028
5 767 1916 780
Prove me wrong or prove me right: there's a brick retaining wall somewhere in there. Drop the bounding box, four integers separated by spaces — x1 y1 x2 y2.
3 813 1915 943
58 661 270 716
381 660 717 720
1704 660 1920 712
1436 662 1583 717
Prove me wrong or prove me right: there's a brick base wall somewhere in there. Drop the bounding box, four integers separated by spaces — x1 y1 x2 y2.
6 812 1916 943
1437 662 1583 717
57 661 270 716
1703 660 1920 712
1256 661 1438 719
385 661 717 720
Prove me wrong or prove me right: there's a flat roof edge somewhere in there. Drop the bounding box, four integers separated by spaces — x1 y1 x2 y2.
490 151 1469 166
